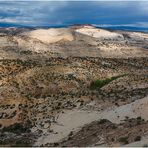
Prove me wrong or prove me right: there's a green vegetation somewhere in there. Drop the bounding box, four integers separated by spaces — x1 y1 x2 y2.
1 120 32 134
90 74 128 90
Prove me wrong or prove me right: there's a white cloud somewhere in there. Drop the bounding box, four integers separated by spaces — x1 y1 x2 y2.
0 18 20 23
0 18 34 23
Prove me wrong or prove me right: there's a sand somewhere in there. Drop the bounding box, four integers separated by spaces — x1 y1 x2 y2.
35 95 148 146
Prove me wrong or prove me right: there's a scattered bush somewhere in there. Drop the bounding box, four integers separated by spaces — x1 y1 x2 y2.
1 121 32 134
143 144 148 147
134 136 141 142
119 136 129 144
98 119 108 124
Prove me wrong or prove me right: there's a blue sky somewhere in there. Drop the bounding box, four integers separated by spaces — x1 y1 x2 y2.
0 1 148 27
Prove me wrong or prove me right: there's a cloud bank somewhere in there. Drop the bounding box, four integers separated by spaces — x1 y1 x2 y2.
0 1 148 27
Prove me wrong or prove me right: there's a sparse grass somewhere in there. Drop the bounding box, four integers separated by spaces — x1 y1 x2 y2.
90 74 128 90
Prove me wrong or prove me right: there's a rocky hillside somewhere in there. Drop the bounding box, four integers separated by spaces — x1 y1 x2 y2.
0 25 148 146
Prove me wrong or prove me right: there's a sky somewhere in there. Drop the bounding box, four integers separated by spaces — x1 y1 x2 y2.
0 1 148 29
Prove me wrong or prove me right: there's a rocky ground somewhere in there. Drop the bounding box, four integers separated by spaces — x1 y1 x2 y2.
0 25 148 146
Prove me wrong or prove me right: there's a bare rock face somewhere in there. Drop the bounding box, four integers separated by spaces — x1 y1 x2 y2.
21 28 74 43
0 25 148 147
76 26 124 41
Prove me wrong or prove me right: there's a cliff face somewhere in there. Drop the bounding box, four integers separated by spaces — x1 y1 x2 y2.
0 26 148 147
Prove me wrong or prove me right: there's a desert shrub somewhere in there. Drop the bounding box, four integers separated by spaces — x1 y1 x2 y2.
119 136 129 144
12 139 32 147
137 116 142 120
134 136 141 142
98 119 108 124
1 120 32 134
20 50 32 55
2 123 27 134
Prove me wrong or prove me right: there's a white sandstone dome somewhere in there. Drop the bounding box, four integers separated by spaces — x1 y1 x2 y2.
76 26 124 41
21 28 74 43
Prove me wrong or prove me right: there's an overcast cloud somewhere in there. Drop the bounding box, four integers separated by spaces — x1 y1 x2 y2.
0 1 148 27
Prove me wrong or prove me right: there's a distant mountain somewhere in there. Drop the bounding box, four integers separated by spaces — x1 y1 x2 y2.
97 26 148 33
0 22 25 28
0 22 148 32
